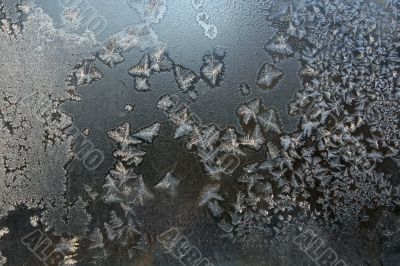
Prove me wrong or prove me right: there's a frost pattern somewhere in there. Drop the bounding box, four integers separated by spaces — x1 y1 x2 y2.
96 24 161 69
0 0 31 37
188 0 400 249
1 0 399 264
94 120 161 262
0 7 97 234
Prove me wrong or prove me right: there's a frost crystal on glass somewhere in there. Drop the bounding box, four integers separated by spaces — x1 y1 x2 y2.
256 63 283 89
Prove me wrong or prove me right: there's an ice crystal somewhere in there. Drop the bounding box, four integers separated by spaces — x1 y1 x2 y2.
264 35 294 60
169 107 194 139
186 124 220 151
195 12 210 26
134 76 151 92
133 122 161 144
173 64 198 93
199 184 224 206
88 227 104 249
240 125 264 151
103 163 152 207
301 119 316 138
128 54 152 78
257 63 283 90
257 109 282 134
109 24 160 52
237 98 261 125
104 211 142 248
156 94 178 113
201 52 225 87
143 0 167 24
126 50 173 92
124 104 135 112
154 172 180 197
0 252 6 265
233 191 245 214
208 200 224 217
97 38 125 68
55 236 80 266
130 175 154 205
82 128 90 136
203 162 226 181
108 122 142 149
113 146 146 167
105 120 158 213
109 131 145 166
220 128 244 156
71 59 103 86
55 237 79 253
149 45 172 72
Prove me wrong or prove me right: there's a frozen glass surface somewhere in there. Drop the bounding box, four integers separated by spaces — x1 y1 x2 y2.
0 0 399 265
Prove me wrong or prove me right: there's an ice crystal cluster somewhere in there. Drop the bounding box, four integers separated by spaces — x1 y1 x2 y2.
105 121 160 206
126 44 225 99
195 0 400 245
97 24 161 69
128 46 173 91
158 96 288 223
0 0 399 265
91 121 160 260
73 122 162 263
97 0 167 70
155 0 400 250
